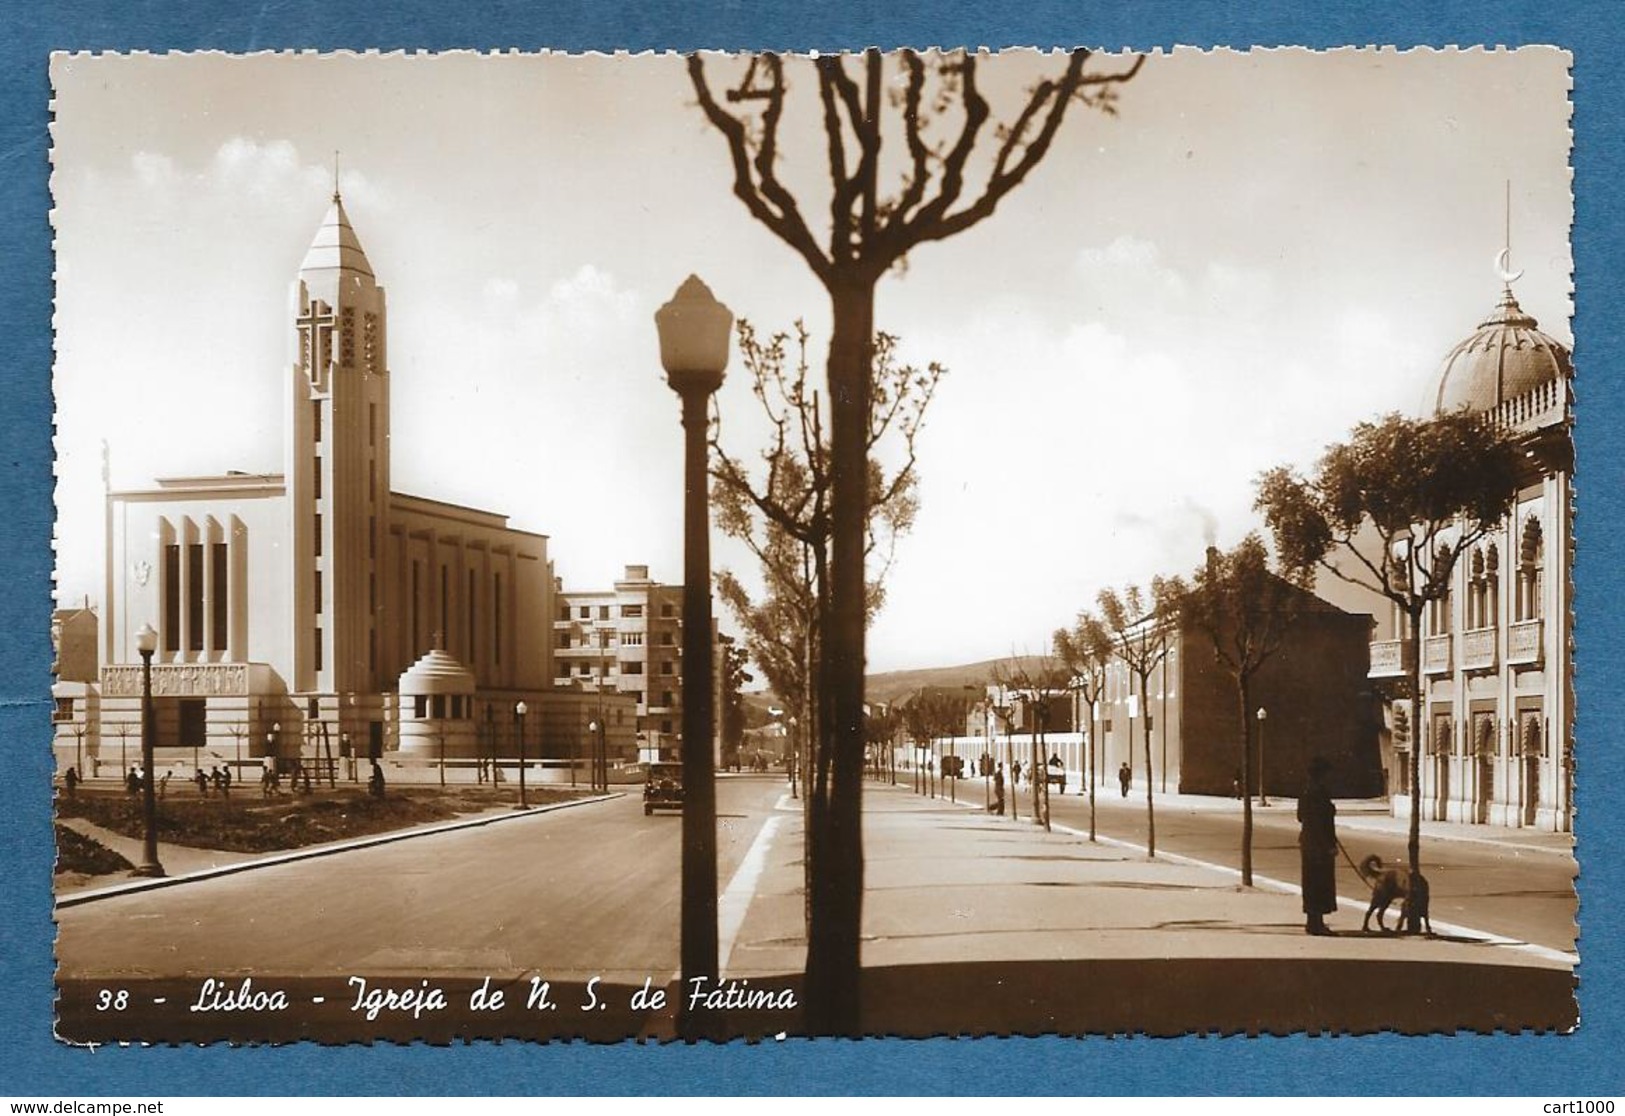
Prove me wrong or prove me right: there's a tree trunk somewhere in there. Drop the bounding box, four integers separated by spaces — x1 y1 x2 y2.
1238 675 1254 887
1088 697 1097 842
1140 670 1156 858
804 280 873 1035
1405 604 1425 934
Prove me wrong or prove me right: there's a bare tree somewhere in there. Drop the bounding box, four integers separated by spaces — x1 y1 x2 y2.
1054 612 1113 842
1256 410 1522 928
989 656 1070 830
690 48 1145 1030
1097 582 1175 857
1162 535 1314 885
711 319 940 940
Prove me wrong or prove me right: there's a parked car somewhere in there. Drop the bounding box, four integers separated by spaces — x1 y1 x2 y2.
1045 756 1066 793
644 762 684 816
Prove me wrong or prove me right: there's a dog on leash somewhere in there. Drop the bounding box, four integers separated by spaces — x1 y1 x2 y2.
1356 853 1432 935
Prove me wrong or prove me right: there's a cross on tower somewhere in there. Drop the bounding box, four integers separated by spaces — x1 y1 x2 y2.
296 296 336 384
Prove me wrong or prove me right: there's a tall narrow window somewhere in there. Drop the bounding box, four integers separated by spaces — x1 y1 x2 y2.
467 569 477 661
494 572 503 665
210 542 228 649
314 569 324 614
368 403 376 448
313 514 322 557
369 572 376 612
163 543 180 652
187 543 204 651
313 627 324 672
440 565 449 646
369 517 376 559
313 465 322 500
312 399 322 444
411 561 421 654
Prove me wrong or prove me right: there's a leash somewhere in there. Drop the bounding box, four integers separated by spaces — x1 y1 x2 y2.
1334 835 1366 877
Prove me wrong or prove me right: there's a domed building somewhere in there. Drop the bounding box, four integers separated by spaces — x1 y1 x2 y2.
1369 277 1572 831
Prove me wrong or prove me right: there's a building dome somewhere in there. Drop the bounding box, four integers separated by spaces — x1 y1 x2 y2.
1428 287 1572 416
397 646 476 697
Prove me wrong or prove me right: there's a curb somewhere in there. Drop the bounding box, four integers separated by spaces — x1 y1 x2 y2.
55 792 624 909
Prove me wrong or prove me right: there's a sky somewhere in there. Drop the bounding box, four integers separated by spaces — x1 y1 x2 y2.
49 47 1572 674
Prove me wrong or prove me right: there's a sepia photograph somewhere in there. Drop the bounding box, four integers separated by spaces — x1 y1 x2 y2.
46 45 1578 1045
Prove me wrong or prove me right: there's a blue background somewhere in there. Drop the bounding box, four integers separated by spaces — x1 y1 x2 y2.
2 1 1619 1097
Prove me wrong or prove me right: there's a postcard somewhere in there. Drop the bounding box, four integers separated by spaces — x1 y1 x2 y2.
48 46 1576 1043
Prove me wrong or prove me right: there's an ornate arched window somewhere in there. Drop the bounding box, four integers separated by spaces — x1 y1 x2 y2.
1518 517 1545 622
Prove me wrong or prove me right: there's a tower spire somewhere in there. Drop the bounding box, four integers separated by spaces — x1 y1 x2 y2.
333 150 341 203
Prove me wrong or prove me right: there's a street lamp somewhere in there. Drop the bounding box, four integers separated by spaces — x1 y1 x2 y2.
597 718 608 793
514 701 529 810
656 273 730 1022
131 623 163 878
1256 706 1269 807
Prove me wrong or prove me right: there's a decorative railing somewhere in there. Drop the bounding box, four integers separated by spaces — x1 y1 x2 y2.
1423 635 1453 675
1368 640 1412 678
1508 619 1544 666
1461 628 1497 671
1487 378 1566 433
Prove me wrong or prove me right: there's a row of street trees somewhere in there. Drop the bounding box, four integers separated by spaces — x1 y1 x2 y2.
1051 412 1525 917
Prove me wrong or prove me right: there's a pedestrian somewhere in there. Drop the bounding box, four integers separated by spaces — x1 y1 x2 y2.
1297 756 1338 936
1011 759 1022 787
1118 761 1132 798
1232 767 1243 799
260 764 275 799
126 767 140 796
195 768 209 797
158 771 171 799
211 765 226 794
990 763 1006 815
63 766 79 798
219 765 232 799
368 759 386 799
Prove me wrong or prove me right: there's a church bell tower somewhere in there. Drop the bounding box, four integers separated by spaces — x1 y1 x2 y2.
287 188 391 697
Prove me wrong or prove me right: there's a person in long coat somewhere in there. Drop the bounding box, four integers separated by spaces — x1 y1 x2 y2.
1297 756 1338 935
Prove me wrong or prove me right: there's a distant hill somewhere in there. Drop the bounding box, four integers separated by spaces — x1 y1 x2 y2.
864 656 1052 707
742 655 1058 713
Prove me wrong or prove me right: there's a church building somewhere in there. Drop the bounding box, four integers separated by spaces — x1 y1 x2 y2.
88 191 558 777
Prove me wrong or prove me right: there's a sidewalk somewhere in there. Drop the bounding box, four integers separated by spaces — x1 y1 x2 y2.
54 793 622 906
983 773 1575 855
721 781 1576 1036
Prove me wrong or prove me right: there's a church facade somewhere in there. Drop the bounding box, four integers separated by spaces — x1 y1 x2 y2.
86 193 558 777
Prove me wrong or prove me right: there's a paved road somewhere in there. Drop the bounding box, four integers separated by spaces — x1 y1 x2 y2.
57 774 788 985
950 777 1578 954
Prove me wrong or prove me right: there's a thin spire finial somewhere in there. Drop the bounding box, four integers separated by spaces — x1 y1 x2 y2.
1494 179 1524 287
332 150 341 203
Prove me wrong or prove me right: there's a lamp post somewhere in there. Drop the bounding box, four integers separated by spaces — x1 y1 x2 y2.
787 716 798 800
131 623 163 878
1256 706 1269 807
514 701 529 809
588 720 600 794
656 273 730 1021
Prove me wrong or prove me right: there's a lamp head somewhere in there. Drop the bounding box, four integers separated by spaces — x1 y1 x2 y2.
1256 707 1267 721
515 701 528 717
134 623 158 656
655 275 732 396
